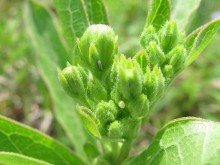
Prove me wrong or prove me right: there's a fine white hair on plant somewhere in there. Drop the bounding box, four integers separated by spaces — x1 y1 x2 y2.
118 101 125 109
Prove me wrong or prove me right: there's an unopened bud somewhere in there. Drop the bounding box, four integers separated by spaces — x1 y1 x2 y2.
146 41 166 67
167 45 186 72
140 25 158 47
58 66 86 99
118 57 142 99
96 100 118 125
78 24 118 74
127 94 149 118
159 20 179 53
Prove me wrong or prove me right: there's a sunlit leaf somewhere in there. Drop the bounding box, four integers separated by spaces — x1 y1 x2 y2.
125 117 220 165
172 0 202 30
147 0 170 30
54 0 109 48
0 152 52 165
185 18 220 66
0 115 85 165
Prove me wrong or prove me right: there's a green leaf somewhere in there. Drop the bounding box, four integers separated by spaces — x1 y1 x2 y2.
77 106 101 139
125 117 220 165
185 18 220 66
0 115 85 165
147 0 171 30
172 0 202 30
54 0 109 48
25 1 92 157
0 152 51 165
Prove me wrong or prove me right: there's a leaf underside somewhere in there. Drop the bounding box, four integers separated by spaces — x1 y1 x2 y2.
126 117 220 165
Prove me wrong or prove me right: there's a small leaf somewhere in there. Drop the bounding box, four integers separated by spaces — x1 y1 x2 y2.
0 115 85 165
54 0 109 48
0 152 51 165
77 106 101 139
125 117 220 165
147 0 171 30
185 18 220 66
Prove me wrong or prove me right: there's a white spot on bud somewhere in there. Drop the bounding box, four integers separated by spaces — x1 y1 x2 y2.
118 101 125 109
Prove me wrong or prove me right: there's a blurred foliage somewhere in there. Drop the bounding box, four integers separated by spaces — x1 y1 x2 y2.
0 0 220 155
0 0 56 137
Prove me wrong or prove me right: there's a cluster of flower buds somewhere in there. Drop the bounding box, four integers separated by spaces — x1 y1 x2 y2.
58 21 188 141
140 20 187 80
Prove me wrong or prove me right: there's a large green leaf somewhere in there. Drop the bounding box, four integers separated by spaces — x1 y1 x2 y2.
147 0 170 30
0 115 84 165
25 1 90 157
171 0 202 30
0 152 51 165
185 18 220 66
125 117 220 165
54 0 109 48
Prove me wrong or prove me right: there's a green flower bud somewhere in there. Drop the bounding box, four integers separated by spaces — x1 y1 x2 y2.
162 64 173 79
117 55 143 99
121 118 141 140
108 120 124 139
127 94 149 118
109 57 119 88
159 20 179 53
96 100 118 125
58 65 87 99
140 25 158 47
167 45 187 72
78 24 118 74
143 66 165 101
146 41 166 67
152 66 166 98
87 76 107 104
134 50 149 73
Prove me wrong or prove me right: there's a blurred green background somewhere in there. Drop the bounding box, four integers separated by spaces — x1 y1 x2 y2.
0 0 220 153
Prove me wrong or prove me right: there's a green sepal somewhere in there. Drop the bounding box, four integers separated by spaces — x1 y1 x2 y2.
58 66 86 99
121 118 142 140
159 20 179 53
107 117 141 141
87 76 107 104
96 100 118 125
143 66 165 102
140 25 158 48
78 24 118 75
167 45 187 72
127 94 149 118
77 106 101 139
109 57 119 88
117 56 143 99
134 50 148 73
162 64 173 79
146 41 166 67
108 120 124 139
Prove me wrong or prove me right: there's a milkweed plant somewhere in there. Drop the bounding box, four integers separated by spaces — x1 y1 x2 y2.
0 0 220 165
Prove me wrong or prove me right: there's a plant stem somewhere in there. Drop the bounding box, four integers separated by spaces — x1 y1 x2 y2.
116 140 132 165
